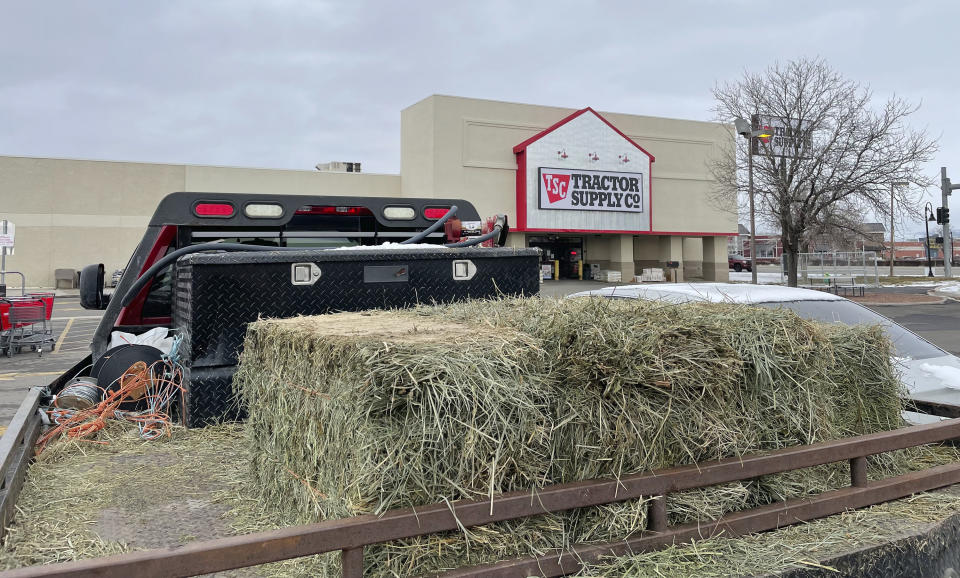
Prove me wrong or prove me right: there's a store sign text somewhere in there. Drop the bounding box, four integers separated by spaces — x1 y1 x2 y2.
538 168 644 213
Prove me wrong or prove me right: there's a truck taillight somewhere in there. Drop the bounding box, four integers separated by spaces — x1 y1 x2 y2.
424 207 451 219
194 203 235 217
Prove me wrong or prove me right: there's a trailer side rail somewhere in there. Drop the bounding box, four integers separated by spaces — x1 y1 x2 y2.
1 417 959 577
0 388 43 537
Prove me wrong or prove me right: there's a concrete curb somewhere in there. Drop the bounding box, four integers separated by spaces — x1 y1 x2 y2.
857 295 949 306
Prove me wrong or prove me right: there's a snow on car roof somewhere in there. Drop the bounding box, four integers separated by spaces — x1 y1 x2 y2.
569 283 846 304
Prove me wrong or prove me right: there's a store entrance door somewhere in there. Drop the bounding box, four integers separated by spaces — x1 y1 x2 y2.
528 236 584 279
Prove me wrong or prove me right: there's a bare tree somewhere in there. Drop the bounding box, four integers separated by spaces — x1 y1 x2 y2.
710 58 938 286
804 207 870 252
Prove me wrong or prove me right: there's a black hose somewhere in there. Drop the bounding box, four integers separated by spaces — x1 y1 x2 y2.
119 242 298 307
445 226 502 248
400 205 457 244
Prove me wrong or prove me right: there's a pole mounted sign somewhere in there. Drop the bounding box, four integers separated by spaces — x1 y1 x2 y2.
922 236 943 250
0 220 14 249
0 221 15 255
750 114 812 158
538 168 645 213
0 221 13 287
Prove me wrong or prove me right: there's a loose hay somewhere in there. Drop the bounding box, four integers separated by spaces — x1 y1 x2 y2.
2 422 957 577
0 422 248 570
232 296 915 576
574 478 960 577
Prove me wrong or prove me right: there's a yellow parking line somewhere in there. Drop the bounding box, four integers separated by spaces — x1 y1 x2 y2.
54 318 74 353
59 307 85 312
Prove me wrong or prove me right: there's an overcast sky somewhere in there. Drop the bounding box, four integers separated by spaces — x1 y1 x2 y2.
2 1 957 237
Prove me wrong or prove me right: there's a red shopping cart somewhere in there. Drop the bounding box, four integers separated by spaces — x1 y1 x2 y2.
0 295 55 357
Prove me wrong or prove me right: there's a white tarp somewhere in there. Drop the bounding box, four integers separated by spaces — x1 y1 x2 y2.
110 327 174 354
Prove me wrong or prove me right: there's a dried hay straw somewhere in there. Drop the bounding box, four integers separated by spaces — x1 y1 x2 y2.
0 422 248 571
574 454 960 577
1 421 956 577
232 296 917 576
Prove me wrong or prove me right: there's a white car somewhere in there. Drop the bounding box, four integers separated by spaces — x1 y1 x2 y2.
570 283 960 425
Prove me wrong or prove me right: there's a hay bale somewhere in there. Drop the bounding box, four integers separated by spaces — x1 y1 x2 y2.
233 297 908 576
238 313 555 520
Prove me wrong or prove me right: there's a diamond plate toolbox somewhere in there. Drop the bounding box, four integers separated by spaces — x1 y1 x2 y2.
173 246 540 427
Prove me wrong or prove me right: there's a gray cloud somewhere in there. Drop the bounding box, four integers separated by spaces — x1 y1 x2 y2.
2 0 957 234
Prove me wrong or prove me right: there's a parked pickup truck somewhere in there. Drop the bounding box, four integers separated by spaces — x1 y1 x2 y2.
0 190 540 540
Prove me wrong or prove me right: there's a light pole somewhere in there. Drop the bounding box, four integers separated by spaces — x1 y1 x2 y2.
889 181 907 278
924 202 936 277
734 118 772 285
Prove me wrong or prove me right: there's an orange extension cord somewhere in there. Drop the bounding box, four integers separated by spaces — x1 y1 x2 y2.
37 359 185 453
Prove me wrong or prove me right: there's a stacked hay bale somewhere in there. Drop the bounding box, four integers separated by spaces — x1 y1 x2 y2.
233 297 906 576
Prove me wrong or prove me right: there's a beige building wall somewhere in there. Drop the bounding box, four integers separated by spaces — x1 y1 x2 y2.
401 95 734 234
400 95 736 280
0 156 399 288
2 94 735 288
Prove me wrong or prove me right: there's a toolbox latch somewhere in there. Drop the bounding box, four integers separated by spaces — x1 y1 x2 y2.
452 260 476 281
291 263 322 285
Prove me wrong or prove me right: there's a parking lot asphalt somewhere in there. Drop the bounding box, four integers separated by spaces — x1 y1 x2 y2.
866 302 960 356
0 298 103 430
0 282 957 428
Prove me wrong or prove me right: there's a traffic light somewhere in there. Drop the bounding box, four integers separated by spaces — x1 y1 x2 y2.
937 207 949 224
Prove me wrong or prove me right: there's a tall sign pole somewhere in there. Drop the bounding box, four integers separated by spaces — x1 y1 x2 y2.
748 147 757 284
942 168 958 278
890 183 895 278
736 117 773 285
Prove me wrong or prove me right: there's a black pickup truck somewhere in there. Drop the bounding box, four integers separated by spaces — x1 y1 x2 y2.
0 191 540 536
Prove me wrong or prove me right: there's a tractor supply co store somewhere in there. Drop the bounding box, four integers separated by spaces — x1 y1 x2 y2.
0 95 735 287
401 96 736 283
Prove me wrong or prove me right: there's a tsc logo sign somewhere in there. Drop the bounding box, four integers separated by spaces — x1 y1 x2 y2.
537 167 644 214
542 173 570 204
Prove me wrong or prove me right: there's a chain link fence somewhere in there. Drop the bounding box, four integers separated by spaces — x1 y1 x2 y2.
797 251 880 287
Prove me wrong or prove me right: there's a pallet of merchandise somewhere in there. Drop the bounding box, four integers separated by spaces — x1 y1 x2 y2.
635 268 665 283
596 270 622 282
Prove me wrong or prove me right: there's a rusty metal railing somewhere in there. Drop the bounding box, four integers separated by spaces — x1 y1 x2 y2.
0 388 43 537
2 417 960 577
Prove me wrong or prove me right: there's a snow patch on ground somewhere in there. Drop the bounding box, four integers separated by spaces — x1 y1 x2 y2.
728 272 785 285
934 281 960 295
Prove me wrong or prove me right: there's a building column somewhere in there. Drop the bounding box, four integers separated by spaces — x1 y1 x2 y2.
682 237 703 280
612 234 635 281
633 236 660 274
659 236 683 282
702 236 729 282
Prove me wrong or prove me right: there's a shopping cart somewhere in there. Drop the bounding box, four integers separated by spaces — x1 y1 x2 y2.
0 295 55 357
